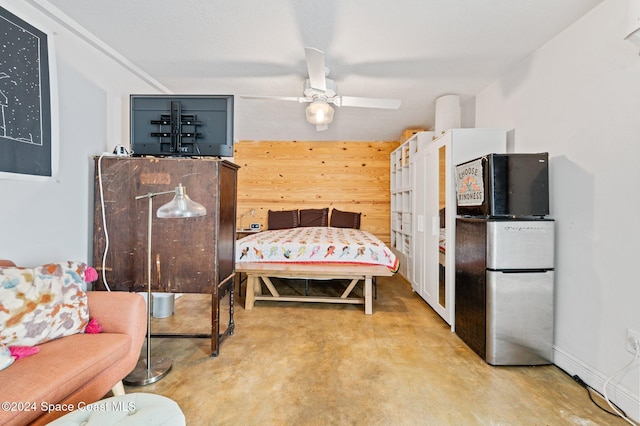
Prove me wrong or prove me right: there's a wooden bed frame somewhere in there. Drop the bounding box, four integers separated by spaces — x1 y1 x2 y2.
236 262 394 315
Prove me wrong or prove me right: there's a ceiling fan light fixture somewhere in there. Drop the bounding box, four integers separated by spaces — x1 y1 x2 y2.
305 100 334 125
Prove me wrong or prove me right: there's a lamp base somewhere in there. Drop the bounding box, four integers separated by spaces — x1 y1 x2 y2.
123 356 173 386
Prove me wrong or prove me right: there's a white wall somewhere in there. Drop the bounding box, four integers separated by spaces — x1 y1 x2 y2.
1 0 637 418
475 0 640 420
0 0 164 265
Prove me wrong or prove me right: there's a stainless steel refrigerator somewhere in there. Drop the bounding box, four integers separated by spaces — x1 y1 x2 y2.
454 153 554 366
455 218 554 365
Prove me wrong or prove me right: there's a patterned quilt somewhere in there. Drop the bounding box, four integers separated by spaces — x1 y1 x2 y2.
236 227 399 272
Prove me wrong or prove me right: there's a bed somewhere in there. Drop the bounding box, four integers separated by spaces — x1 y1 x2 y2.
235 225 398 314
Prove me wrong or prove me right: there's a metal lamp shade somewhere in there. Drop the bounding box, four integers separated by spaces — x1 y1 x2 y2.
156 184 206 218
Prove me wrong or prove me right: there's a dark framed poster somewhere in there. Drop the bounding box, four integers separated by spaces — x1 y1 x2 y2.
0 5 58 180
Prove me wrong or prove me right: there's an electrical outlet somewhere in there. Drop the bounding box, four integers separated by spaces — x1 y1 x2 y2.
626 329 640 354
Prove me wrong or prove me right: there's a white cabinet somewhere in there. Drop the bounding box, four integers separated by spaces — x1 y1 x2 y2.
390 132 434 281
411 129 506 330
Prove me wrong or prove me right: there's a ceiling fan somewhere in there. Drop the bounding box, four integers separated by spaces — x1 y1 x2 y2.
242 47 402 131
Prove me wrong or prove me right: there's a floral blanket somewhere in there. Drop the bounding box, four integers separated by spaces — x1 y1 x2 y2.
236 227 399 272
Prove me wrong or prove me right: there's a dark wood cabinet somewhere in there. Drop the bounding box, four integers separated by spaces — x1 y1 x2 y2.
92 156 239 356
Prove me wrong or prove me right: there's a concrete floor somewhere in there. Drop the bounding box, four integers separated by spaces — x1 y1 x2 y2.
123 274 627 425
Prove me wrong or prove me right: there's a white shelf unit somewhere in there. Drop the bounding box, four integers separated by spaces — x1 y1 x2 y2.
390 131 434 281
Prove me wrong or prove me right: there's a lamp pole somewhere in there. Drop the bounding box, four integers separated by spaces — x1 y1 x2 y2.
124 184 206 386
124 190 175 386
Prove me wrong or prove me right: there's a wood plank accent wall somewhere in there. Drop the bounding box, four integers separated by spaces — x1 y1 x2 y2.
234 140 400 243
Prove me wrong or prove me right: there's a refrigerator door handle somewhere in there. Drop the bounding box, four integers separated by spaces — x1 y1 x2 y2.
489 268 553 274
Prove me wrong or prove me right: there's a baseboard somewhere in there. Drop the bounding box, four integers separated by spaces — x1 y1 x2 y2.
553 346 639 422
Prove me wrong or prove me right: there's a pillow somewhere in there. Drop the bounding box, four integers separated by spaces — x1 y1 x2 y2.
330 208 362 229
0 261 90 347
268 209 299 230
299 208 329 227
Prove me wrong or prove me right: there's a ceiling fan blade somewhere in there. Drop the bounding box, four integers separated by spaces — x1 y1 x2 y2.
316 123 329 131
336 96 402 109
240 95 312 103
305 47 326 92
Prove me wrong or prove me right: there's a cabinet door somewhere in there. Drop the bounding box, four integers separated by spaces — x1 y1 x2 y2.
93 157 236 294
412 147 427 294
423 143 440 305
423 136 453 324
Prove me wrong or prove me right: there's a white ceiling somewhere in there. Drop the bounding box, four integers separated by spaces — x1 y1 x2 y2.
44 0 603 142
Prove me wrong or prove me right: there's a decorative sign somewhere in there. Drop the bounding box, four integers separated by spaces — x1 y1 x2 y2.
455 158 485 206
0 6 55 178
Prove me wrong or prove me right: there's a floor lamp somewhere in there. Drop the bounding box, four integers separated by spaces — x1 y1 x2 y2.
124 183 206 386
